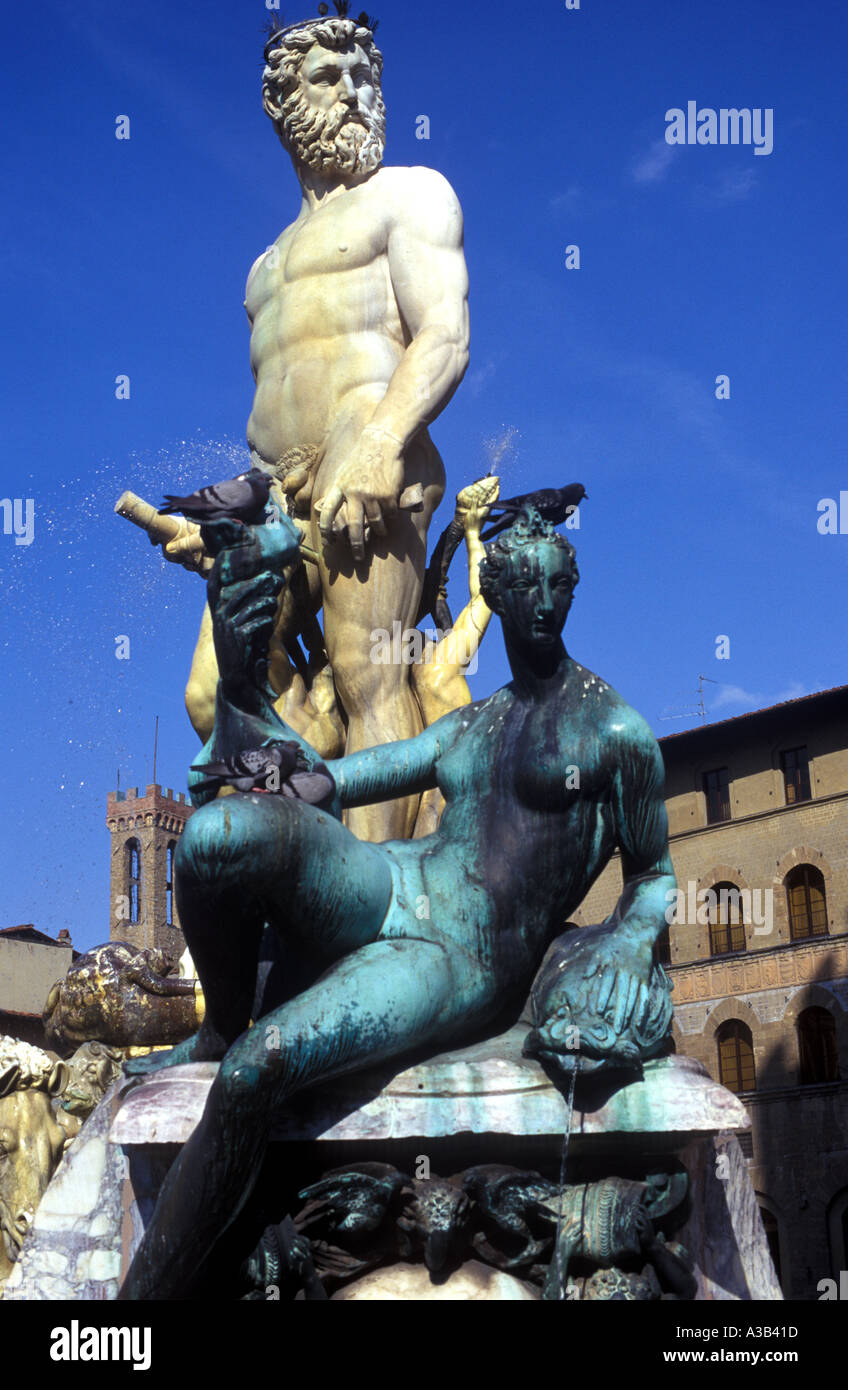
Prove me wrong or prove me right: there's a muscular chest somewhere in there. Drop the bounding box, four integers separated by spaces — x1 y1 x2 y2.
285 197 387 281
247 196 389 322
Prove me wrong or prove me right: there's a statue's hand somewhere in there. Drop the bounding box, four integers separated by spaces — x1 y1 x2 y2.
525 922 672 1076
454 475 500 534
206 515 299 689
209 510 301 585
157 518 214 575
317 425 405 563
210 570 282 692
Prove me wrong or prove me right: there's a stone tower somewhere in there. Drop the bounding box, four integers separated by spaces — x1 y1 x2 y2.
106 784 193 956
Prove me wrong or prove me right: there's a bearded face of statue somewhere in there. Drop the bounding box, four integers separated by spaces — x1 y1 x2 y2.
272 40 386 179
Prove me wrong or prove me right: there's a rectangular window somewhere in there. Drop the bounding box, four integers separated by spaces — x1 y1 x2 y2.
781 747 811 805
709 891 746 956
719 1033 756 1093
703 767 731 824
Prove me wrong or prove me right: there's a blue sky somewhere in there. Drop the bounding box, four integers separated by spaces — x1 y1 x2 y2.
1 0 845 950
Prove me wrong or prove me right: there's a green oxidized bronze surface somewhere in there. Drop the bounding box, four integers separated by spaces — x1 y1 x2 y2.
119 505 676 1299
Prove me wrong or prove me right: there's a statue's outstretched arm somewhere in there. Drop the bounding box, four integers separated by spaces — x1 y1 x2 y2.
328 710 461 809
438 478 496 663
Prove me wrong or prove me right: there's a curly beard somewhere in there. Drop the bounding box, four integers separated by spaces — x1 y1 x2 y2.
281 90 386 177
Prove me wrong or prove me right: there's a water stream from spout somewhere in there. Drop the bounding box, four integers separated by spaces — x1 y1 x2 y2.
553 1063 578 1299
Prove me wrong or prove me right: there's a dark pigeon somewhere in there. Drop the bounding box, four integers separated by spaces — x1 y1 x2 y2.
158 467 273 526
191 741 335 804
480 483 587 542
326 1 379 28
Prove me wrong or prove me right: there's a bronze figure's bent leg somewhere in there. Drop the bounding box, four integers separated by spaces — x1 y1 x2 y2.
120 934 491 1299
124 793 393 1076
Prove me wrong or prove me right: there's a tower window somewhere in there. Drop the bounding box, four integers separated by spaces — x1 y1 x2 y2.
798 1006 840 1085
166 840 177 927
703 767 731 824
717 1019 756 1094
786 864 828 941
781 747 811 805
126 838 142 925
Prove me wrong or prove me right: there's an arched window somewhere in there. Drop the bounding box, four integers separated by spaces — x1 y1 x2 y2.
717 1019 756 1094
126 838 142 925
709 882 745 957
798 1006 840 1085
166 840 177 927
786 865 828 941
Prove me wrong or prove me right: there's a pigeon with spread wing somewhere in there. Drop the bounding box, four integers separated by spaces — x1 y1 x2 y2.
159 467 273 527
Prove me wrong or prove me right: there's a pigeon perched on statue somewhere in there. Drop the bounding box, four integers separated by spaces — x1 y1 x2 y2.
190 741 335 804
480 483 587 541
158 467 273 526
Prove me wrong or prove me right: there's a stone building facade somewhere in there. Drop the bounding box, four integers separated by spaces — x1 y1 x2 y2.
574 684 848 1300
0 925 75 1049
105 785 192 957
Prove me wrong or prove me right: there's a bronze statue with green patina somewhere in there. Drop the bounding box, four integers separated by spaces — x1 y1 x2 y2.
120 505 675 1298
